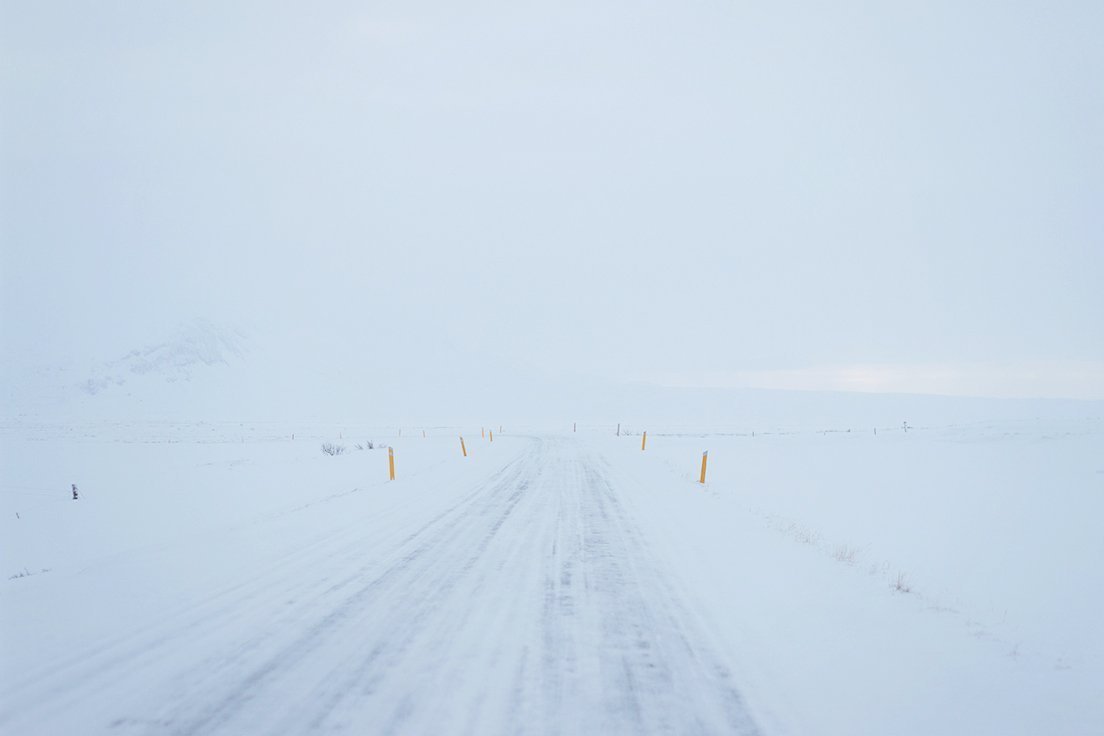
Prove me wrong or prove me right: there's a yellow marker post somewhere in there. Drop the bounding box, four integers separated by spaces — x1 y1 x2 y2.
460 436 467 457
641 431 647 451
699 451 708 484
481 427 485 439
388 446 396 480
489 430 494 442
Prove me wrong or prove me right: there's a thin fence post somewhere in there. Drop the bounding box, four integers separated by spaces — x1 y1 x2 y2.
460 436 467 457
699 451 708 484
388 447 396 480
641 431 647 451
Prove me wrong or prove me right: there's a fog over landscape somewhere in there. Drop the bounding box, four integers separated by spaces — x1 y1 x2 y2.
3 0 1102 413
2 2 1102 735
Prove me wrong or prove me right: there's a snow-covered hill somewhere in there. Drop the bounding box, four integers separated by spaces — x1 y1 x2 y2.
77 319 246 396
2 320 249 420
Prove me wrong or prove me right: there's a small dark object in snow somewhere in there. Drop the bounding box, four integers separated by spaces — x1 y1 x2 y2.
72 483 78 500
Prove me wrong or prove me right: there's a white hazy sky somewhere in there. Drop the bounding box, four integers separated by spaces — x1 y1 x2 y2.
2 0 1101 399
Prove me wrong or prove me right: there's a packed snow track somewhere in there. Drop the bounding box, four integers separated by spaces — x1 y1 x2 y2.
1 435 759 735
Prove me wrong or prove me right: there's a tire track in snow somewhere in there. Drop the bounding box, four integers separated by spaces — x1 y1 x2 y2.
0 450 533 732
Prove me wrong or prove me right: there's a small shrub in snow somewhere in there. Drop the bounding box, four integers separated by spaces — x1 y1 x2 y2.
894 572 911 593
320 443 347 456
8 567 49 580
833 545 859 565
784 522 820 546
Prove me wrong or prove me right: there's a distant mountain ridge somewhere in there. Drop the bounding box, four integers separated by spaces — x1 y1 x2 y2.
3 319 1099 427
79 320 247 396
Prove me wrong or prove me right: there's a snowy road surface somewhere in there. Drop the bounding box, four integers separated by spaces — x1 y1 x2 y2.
1 435 760 735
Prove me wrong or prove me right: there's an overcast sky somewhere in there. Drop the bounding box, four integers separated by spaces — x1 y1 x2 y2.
2 0 1101 399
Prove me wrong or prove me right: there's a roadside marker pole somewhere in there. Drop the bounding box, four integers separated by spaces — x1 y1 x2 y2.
699 451 708 484
573 422 576 433
641 431 647 451
617 423 620 436
460 436 467 457
481 427 485 439
489 429 494 442
423 429 426 438
388 447 396 480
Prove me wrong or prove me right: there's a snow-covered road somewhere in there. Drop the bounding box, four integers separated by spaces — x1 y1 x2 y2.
1 435 759 735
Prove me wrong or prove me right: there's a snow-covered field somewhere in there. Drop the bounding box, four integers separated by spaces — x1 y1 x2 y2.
2 412 1101 734
599 417 1104 734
